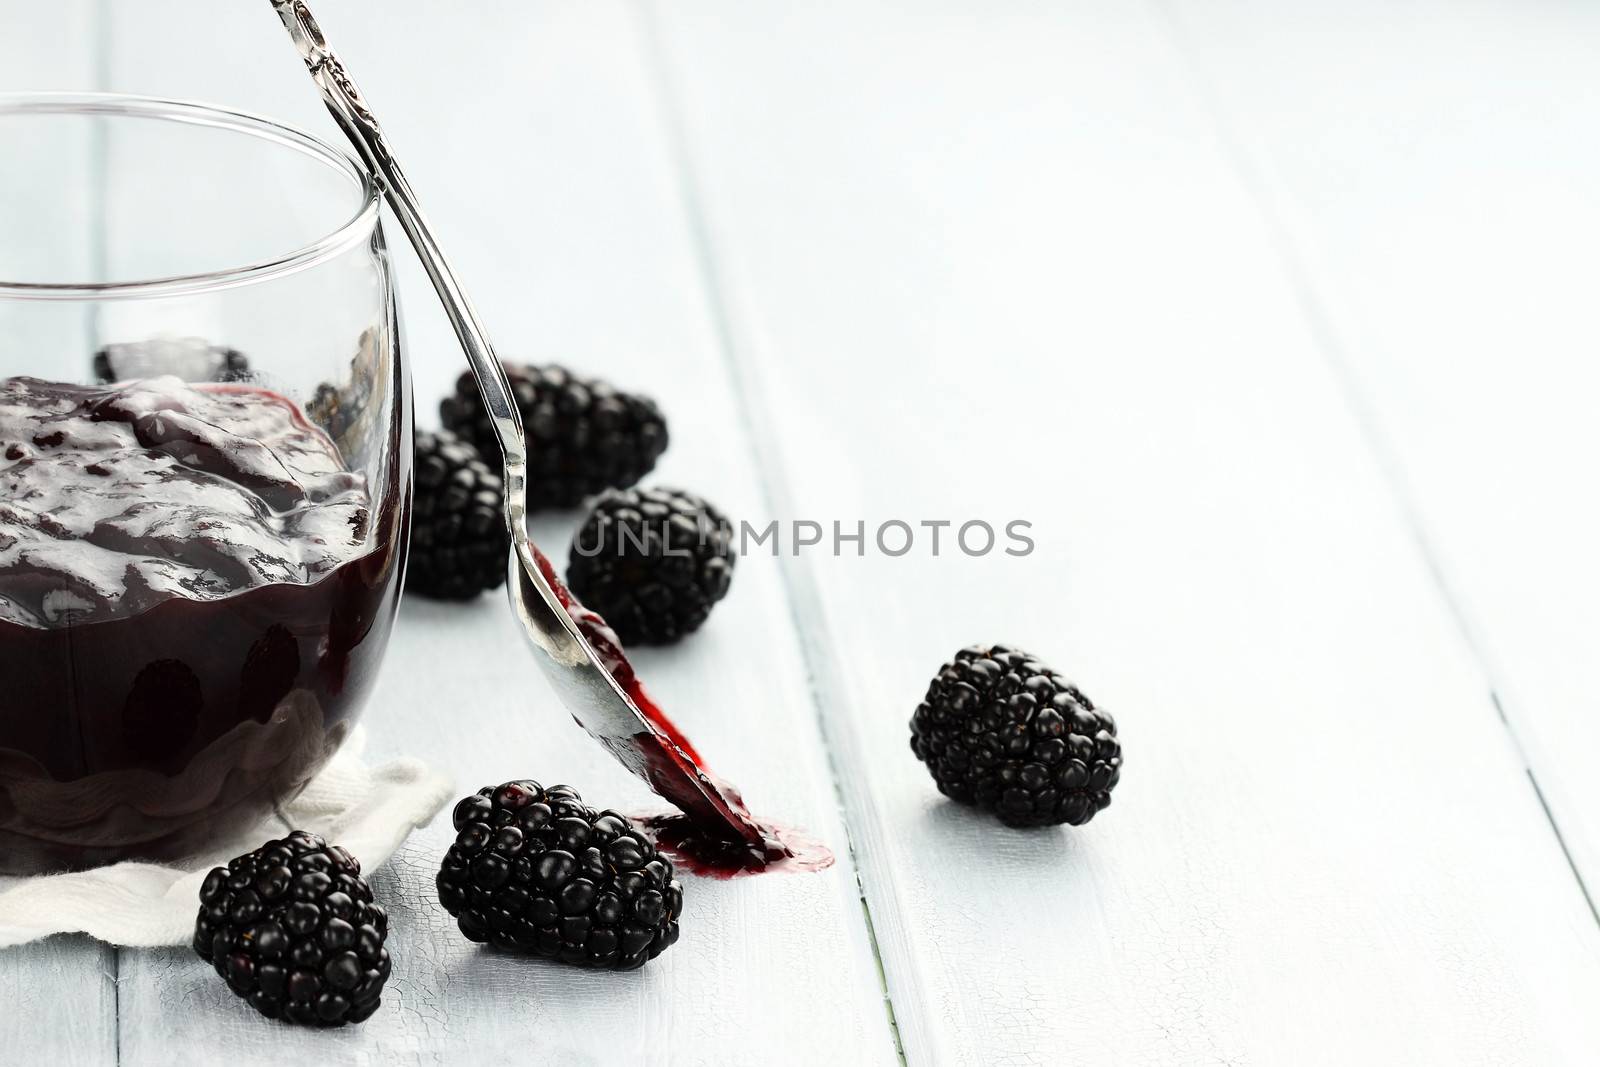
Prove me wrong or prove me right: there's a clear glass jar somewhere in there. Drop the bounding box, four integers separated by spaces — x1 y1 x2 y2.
0 93 411 872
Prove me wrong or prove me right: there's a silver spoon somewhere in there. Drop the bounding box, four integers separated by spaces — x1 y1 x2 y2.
268 0 765 850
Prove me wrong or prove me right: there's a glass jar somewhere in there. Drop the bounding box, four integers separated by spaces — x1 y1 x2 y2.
0 93 411 872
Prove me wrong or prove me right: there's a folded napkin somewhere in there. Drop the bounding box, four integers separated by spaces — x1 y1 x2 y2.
0 728 452 948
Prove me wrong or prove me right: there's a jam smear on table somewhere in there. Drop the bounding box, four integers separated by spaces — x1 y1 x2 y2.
526 546 833 878
0 376 405 873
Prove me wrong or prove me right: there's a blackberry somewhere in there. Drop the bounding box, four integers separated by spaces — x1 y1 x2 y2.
193 831 391 1027
910 645 1121 828
566 487 734 645
93 338 249 384
436 780 684 970
305 326 383 457
408 428 509 600
306 381 359 442
440 363 668 510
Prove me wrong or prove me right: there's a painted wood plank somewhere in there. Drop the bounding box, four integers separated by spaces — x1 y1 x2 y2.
646 1 1600 1063
1159 0 1600 899
94 2 895 1064
0 3 120 1064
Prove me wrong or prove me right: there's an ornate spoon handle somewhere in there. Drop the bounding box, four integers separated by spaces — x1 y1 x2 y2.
269 0 526 508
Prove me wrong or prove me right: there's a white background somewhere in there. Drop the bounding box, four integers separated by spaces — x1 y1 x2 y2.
3 1 1600 1064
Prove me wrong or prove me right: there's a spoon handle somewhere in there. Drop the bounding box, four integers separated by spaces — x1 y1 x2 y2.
268 0 528 529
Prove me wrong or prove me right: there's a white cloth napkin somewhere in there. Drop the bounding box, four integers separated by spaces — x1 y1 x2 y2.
0 728 452 948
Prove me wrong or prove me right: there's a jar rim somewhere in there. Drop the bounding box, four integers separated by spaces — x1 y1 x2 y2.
0 92 381 301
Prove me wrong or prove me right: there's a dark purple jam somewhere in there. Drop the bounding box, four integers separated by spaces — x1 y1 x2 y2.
0 376 406 873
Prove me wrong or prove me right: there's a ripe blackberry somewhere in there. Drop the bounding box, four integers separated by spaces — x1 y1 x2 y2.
436 780 684 970
566 487 734 645
440 363 668 510
305 326 383 454
93 339 249 384
193 831 392 1027
910 645 1121 828
305 381 360 442
408 428 509 600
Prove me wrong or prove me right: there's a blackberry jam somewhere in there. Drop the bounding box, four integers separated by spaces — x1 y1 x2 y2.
0 376 406 872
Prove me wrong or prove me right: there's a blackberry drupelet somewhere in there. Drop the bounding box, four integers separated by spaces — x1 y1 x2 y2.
436 780 684 970
910 645 1121 828
93 339 250 384
439 362 668 510
408 428 509 600
193 831 391 1027
566 487 735 645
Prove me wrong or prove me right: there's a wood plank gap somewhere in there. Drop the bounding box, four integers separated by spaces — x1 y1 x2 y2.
630 2 911 1061
1522 757 1600 928
113 944 121 1067
1148 0 1600 930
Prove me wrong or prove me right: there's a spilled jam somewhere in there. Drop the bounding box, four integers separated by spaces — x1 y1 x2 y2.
526 545 832 878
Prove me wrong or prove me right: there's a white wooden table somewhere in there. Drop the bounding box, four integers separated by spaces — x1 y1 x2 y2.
5 1 1600 1063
